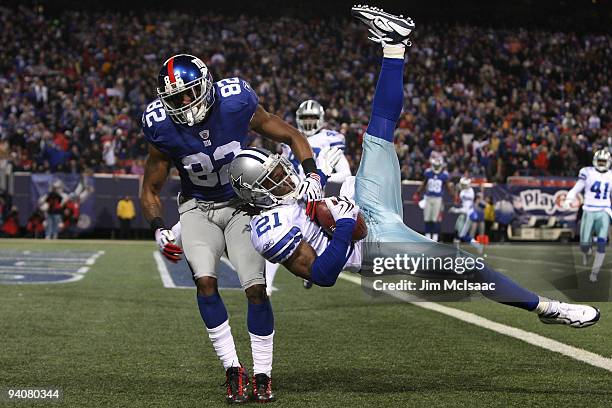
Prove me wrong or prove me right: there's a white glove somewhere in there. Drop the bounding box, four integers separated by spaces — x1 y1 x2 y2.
296 173 323 201
155 228 183 263
562 199 572 210
317 146 343 178
325 196 360 221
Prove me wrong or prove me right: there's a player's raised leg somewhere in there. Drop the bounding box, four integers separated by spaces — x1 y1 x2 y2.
351 6 418 237
351 5 599 328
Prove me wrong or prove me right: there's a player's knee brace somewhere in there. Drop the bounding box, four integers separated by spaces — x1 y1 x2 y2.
580 243 591 254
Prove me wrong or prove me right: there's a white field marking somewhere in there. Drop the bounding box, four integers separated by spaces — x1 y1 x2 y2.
0 272 84 285
14 261 25 266
0 257 93 263
153 251 177 289
0 266 82 273
152 252 241 290
77 267 89 274
85 250 105 265
338 273 612 373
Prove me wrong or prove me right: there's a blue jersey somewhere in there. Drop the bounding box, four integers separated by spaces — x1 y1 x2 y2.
142 77 258 202
424 169 449 197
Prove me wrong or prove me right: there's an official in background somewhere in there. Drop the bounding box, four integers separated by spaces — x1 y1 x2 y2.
116 196 136 239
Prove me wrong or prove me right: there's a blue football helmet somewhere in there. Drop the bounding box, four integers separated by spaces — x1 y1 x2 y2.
156 54 215 126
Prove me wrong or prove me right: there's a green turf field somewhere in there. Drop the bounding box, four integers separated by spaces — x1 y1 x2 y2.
1 240 611 407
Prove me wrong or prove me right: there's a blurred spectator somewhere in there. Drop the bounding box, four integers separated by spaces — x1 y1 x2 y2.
484 196 495 238
0 206 19 237
26 210 45 238
62 195 81 238
116 196 136 239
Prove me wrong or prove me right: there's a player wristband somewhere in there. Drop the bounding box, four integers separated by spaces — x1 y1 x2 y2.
150 217 167 231
301 158 317 175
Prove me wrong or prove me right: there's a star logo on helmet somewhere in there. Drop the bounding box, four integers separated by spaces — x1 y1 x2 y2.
231 174 242 186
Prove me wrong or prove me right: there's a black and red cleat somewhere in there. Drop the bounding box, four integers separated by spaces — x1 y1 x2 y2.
225 366 250 404
251 373 275 403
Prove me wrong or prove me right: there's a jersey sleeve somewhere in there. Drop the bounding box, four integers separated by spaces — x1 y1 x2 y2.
327 131 346 151
250 208 303 264
578 168 588 181
141 99 174 156
424 169 432 179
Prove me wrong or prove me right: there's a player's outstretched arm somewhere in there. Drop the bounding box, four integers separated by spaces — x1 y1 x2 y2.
141 144 183 263
250 104 324 200
141 144 171 223
250 105 314 162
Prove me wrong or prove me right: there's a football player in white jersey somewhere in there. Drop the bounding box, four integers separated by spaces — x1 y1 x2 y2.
229 5 599 331
563 149 612 282
270 100 353 293
449 177 483 253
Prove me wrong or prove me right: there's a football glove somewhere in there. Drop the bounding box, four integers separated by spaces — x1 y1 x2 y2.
562 199 572 210
317 146 343 178
325 196 360 221
155 228 183 263
296 172 324 201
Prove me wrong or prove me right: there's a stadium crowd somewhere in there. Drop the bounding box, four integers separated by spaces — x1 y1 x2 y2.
0 5 610 182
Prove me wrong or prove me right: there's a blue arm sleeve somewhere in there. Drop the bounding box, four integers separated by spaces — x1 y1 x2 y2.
310 218 356 287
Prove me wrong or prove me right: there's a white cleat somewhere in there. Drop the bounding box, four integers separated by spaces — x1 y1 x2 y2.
351 4 415 46
538 300 600 328
589 272 598 283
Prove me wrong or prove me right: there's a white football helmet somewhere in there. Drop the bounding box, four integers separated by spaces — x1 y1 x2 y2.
430 157 443 174
592 149 611 172
296 100 324 136
459 177 472 190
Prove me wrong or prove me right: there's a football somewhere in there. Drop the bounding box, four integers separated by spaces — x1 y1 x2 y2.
313 198 368 241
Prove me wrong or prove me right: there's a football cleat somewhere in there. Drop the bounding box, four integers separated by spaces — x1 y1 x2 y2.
538 300 600 328
303 279 313 290
251 373 275 403
351 4 415 46
225 366 250 404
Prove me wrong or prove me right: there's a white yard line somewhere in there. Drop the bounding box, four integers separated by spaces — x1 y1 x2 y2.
339 273 612 373
153 251 177 289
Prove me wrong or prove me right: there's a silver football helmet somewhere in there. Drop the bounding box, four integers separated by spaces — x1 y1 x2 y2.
296 100 324 136
459 177 472 190
592 149 611 172
229 147 300 209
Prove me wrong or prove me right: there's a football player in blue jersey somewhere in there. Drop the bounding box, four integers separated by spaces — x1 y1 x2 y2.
140 54 326 403
229 5 600 336
413 157 454 242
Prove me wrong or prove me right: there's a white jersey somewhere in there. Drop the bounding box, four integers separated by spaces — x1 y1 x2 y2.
459 188 475 215
569 167 612 212
250 178 362 273
281 128 351 183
